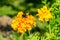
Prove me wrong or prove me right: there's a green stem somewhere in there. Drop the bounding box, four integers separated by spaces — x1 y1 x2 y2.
28 30 30 36
49 24 51 34
26 30 30 36
41 36 44 40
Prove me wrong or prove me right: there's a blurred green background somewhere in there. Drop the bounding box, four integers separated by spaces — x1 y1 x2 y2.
0 0 56 17
0 0 60 40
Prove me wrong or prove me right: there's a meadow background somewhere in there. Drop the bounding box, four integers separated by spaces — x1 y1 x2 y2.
0 0 60 40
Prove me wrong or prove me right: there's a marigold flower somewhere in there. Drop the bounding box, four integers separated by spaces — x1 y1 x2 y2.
37 6 53 22
11 11 36 33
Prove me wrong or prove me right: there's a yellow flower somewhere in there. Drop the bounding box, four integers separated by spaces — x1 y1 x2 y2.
11 11 36 33
37 6 53 22
11 17 18 30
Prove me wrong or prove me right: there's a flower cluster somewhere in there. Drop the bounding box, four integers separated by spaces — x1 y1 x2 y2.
11 6 53 33
37 6 53 22
11 12 36 33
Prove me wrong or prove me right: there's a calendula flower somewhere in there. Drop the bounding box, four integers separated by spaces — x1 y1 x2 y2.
11 11 36 33
37 6 53 22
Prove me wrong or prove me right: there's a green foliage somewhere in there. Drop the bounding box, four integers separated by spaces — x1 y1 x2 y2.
0 6 17 16
29 32 40 40
0 34 3 40
0 0 56 16
0 0 60 40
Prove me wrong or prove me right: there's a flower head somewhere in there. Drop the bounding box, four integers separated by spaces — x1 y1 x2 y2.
37 6 53 22
11 11 36 33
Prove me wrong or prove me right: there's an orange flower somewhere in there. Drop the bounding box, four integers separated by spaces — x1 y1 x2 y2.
11 11 36 33
37 6 53 22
